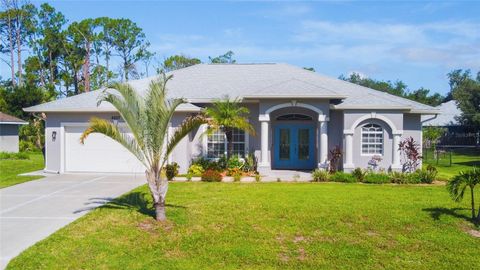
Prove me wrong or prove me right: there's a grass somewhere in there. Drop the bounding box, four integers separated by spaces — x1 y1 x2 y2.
424 148 480 180
8 182 480 270
0 152 44 188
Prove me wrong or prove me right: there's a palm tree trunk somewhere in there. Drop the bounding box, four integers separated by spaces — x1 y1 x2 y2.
470 186 476 220
146 169 168 221
226 129 233 159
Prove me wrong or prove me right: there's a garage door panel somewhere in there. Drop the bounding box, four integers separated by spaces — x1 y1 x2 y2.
65 126 145 173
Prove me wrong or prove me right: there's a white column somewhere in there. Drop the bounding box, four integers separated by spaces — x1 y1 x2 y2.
259 114 270 167
343 131 354 171
318 115 329 168
392 133 402 171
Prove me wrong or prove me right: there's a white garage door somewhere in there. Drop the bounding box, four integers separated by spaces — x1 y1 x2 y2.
64 126 145 173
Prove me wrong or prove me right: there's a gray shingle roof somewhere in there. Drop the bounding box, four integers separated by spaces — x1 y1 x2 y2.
24 63 438 114
422 100 461 126
0 112 27 124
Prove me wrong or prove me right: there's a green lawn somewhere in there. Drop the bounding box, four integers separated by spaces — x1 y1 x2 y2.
424 148 480 180
8 182 480 270
0 152 44 188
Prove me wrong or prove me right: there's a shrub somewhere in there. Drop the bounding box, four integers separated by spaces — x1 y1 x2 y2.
255 173 261 182
352 168 366 182
389 171 421 184
186 173 192 181
330 172 356 183
363 173 390 184
228 167 243 181
416 165 438 184
187 164 204 176
0 152 29 160
201 169 223 182
311 169 329 182
191 157 225 171
227 156 244 170
243 153 258 173
165 162 179 181
19 140 37 152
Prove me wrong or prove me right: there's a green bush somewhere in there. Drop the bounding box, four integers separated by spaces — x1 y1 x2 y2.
416 165 438 184
227 156 244 170
191 157 225 171
330 172 356 183
352 168 366 182
363 173 390 184
19 140 37 152
389 171 421 184
187 164 204 176
165 162 179 181
311 169 329 182
201 169 223 182
255 173 261 182
0 152 29 160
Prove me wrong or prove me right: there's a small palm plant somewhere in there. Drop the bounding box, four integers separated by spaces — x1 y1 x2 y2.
80 74 206 221
204 96 255 159
446 167 480 224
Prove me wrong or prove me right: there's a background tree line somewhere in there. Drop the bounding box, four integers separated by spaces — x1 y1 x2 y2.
0 1 478 152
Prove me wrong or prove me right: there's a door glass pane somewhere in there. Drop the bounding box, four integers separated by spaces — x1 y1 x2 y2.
298 128 309 160
279 129 290 160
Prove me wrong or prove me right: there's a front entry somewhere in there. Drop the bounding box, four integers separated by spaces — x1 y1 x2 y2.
273 124 316 170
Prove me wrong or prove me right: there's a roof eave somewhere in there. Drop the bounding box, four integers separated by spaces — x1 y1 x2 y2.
23 107 201 113
0 121 28 125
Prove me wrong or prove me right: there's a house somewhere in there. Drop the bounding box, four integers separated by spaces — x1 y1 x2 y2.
0 112 27 153
422 100 479 146
24 63 439 174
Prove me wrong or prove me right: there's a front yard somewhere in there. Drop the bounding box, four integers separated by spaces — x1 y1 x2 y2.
0 152 44 188
8 182 480 270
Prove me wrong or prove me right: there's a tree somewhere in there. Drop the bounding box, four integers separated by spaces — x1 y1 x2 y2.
423 126 445 150
96 17 116 84
447 168 480 224
138 49 155 77
161 54 201 72
110 18 148 81
448 69 480 127
209 50 236 64
204 96 255 159
340 72 445 106
80 74 207 221
303 67 315 72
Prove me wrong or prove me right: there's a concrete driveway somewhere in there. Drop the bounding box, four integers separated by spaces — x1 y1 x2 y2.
0 173 145 269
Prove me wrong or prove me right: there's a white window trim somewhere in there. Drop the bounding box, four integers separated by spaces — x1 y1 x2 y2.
202 124 249 160
360 123 384 157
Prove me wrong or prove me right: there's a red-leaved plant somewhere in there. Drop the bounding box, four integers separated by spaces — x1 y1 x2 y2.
398 137 422 173
328 145 343 173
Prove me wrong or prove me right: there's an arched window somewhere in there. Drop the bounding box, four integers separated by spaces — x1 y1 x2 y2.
276 114 313 121
361 124 383 155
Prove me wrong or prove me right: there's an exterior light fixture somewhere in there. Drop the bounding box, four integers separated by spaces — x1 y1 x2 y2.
52 131 57 142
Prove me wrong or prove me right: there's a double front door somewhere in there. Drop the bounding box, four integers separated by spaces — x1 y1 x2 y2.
273 124 316 170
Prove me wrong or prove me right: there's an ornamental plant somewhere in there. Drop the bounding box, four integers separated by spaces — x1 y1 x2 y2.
398 137 422 173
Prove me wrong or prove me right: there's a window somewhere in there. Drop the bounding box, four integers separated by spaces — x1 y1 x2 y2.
361 124 383 155
206 128 247 158
276 114 313 121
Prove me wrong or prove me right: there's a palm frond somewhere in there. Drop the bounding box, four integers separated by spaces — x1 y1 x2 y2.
80 117 147 167
166 114 207 156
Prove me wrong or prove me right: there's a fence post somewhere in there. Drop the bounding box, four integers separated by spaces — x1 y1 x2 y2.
449 149 452 167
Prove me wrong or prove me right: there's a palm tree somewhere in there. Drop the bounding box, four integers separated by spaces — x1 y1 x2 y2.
80 74 206 221
204 96 255 159
446 167 480 224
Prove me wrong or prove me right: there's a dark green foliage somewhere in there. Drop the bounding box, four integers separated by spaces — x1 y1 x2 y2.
448 69 480 126
162 55 201 72
330 172 356 183
209 50 236 64
446 167 480 223
191 157 225 171
165 162 179 181
363 173 390 184
340 72 445 106
227 156 244 170
352 168 366 182
201 169 222 182
0 152 29 160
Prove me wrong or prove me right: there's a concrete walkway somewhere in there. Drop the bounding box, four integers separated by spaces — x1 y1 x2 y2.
0 173 145 269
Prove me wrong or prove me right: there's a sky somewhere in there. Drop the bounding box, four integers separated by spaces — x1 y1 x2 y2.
5 0 480 95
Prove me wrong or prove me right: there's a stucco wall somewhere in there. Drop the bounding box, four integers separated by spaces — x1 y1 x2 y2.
0 124 20 153
343 110 404 171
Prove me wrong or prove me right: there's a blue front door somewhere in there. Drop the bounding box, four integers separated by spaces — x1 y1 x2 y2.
273 124 316 170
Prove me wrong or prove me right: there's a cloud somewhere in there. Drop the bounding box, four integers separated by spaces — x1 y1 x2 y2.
292 20 480 68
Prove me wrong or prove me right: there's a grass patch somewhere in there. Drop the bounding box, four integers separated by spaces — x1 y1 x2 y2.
0 152 44 188
424 148 480 180
7 182 480 269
